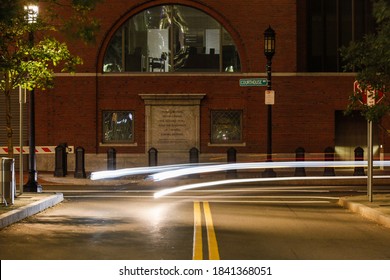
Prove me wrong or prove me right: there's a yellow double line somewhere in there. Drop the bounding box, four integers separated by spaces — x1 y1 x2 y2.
193 201 220 260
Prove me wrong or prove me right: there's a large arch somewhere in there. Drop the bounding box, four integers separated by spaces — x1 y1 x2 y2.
96 0 248 73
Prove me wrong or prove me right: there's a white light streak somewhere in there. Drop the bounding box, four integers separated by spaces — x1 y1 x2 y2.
90 163 221 180
150 161 390 181
154 174 390 198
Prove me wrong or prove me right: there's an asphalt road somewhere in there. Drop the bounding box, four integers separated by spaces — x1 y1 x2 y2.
1 184 390 260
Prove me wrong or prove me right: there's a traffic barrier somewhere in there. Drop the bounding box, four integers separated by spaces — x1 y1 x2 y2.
0 146 74 154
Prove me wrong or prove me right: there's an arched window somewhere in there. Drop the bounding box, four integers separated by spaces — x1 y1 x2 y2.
103 5 241 73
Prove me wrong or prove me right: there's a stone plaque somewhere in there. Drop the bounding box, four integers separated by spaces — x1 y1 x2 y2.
140 94 205 153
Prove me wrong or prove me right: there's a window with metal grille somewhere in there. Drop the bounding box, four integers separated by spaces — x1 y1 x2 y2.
211 110 242 143
102 111 134 143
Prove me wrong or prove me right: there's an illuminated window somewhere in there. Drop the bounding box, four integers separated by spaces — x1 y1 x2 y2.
103 111 134 143
211 111 242 143
103 5 241 73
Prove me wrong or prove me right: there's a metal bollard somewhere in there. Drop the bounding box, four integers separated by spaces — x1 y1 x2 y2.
107 148 116 170
148 147 158 167
54 144 66 177
189 147 200 179
189 147 199 164
353 146 365 176
74 146 86 178
323 146 336 176
294 147 306 177
226 147 237 178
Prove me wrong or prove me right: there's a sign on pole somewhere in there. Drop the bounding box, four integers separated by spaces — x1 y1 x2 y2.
239 78 268 87
265 90 275 105
353 80 384 106
353 80 385 202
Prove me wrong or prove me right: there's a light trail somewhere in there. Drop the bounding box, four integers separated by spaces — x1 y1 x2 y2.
153 175 390 198
90 160 390 181
90 163 221 180
150 161 390 181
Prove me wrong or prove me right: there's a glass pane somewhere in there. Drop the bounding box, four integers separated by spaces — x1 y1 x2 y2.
103 4 241 73
124 6 169 72
103 111 134 143
174 5 220 72
222 28 241 72
103 28 123 72
308 0 324 71
211 111 242 143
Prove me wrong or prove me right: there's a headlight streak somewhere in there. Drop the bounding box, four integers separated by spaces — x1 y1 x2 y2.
90 163 221 180
153 174 390 198
89 160 390 199
150 161 390 182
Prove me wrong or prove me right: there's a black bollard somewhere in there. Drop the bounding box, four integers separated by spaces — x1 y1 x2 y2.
226 147 237 178
74 146 86 178
323 146 336 176
107 148 116 170
54 144 66 177
148 147 158 166
60 143 68 176
189 147 199 164
294 147 306 177
353 146 365 176
189 147 200 179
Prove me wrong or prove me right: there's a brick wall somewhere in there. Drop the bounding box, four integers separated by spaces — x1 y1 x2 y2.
29 0 390 171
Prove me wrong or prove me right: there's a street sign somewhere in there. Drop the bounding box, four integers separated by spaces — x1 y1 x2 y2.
354 81 384 106
265 90 275 105
239 78 268 87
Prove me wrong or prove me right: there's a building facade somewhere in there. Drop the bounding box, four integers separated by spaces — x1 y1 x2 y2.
2 0 388 172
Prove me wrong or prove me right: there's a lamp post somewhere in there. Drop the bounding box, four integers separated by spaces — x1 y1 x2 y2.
23 5 42 193
262 26 276 177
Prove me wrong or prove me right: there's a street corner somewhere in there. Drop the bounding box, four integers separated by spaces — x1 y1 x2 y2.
0 193 63 229
338 195 390 229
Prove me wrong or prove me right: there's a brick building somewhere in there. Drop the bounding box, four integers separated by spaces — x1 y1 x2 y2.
2 0 387 172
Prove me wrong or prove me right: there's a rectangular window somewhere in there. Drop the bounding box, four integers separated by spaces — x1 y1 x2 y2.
307 0 374 72
103 111 134 143
211 110 242 143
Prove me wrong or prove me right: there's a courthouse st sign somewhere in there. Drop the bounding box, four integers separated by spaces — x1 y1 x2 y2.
239 78 268 87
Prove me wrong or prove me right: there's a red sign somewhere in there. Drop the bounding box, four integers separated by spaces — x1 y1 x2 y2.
354 81 384 106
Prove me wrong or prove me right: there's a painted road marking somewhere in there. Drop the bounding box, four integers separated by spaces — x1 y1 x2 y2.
193 201 220 260
193 202 203 260
203 202 220 260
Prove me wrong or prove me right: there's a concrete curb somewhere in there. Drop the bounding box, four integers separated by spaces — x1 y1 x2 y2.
338 198 390 229
0 193 64 229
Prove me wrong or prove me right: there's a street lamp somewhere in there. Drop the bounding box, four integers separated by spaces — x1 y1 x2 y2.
262 26 276 177
23 4 42 193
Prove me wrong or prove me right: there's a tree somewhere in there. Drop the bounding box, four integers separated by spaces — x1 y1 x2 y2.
0 0 102 158
341 0 390 122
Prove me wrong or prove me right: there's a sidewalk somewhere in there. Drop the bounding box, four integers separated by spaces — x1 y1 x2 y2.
1 172 390 230
0 193 63 229
338 194 390 229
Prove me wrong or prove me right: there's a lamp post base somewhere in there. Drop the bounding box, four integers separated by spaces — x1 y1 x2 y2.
23 173 42 193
